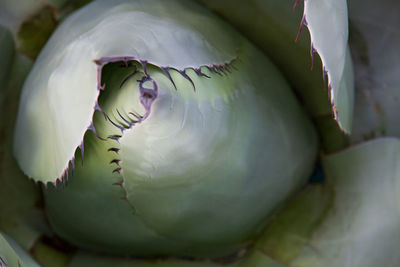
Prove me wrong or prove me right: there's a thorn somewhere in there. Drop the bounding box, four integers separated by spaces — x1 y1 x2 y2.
108 147 120 154
117 109 134 127
79 142 84 165
161 67 177 89
208 65 223 76
108 135 122 142
310 43 316 70
113 168 122 174
295 15 307 42
64 171 69 184
129 112 142 121
179 69 196 90
88 122 105 140
228 61 238 71
70 158 75 175
323 66 328 83
120 61 134 68
120 69 139 88
94 101 105 118
59 173 64 187
222 64 232 74
110 159 121 166
216 65 226 75
293 0 304 12
98 83 106 91
140 60 148 75
113 181 123 187
194 67 210 78
106 114 126 133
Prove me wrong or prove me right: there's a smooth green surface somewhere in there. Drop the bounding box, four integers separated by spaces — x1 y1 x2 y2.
255 138 400 267
0 233 40 267
349 0 400 142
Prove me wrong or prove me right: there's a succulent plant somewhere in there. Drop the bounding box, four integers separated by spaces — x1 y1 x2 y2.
0 0 399 266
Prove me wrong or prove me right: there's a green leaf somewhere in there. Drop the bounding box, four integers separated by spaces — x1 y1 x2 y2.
303 0 354 131
68 251 230 267
240 250 287 267
253 137 400 266
198 0 328 116
0 0 66 35
0 26 14 99
0 233 40 267
30 240 72 267
0 0 45 34
13 0 250 184
118 46 317 256
16 6 58 59
253 185 333 264
349 0 400 142
0 35 51 251
199 0 354 133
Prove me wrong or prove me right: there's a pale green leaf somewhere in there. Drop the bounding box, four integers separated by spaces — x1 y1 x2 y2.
254 138 400 267
303 0 354 131
13 0 251 183
199 0 354 133
0 233 40 267
349 0 400 142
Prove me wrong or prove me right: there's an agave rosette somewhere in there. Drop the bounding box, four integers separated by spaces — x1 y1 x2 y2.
12 0 318 259
1 0 399 266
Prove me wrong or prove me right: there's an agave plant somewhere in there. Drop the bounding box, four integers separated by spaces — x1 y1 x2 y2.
0 0 399 266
